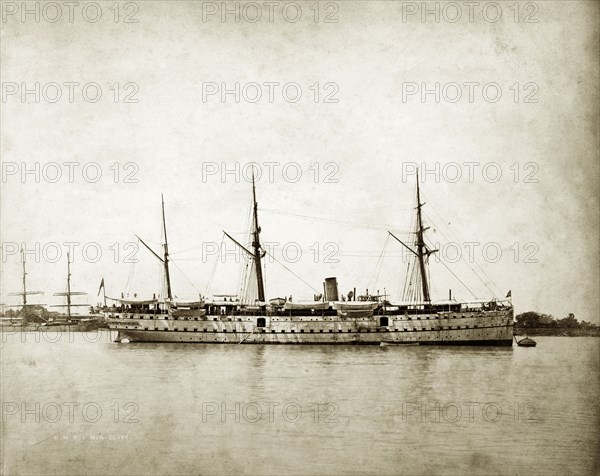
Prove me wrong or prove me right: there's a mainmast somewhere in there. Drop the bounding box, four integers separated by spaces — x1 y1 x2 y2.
223 173 267 304
251 172 265 302
161 194 173 301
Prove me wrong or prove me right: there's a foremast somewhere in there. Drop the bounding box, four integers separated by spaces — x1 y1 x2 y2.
161 194 173 301
250 172 265 302
388 172 437 304
415 173 433 303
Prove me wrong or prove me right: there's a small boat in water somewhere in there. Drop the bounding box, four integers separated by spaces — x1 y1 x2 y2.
380 338 419 346
515 336 537 347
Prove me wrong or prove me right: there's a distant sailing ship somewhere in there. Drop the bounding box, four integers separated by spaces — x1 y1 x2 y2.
47 252 89 325
4 249 45 324
106 175 514 345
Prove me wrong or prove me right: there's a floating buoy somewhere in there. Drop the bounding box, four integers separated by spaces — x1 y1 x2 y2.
121 338 130 344
515 336 536 347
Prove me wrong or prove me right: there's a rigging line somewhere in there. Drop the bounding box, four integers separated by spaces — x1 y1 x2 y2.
205 236 223 296
172 250 410 260
262 249 320 294
239 198 254 302
421 207 493 293
423 214 499 298
170 259 202 295
424 206 501 297
370 234 390 292
259 208 413 232
263 255 267 299
367 237 384 289
158 259 165 300
426 243 478 300
125 256 136 293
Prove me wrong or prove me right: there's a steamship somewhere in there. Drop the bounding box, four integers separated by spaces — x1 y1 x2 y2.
105 175 514 346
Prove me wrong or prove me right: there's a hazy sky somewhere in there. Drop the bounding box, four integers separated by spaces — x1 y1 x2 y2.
1 1 598 321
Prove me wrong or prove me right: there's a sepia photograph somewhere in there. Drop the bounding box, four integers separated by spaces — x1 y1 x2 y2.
0 1 598 475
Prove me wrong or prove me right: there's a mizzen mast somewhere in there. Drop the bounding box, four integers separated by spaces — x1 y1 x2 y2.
134 195 173 302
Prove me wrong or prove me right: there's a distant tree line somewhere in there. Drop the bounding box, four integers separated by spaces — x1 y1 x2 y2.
515 312 598 330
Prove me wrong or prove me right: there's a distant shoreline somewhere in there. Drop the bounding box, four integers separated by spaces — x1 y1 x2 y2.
514 327 600 337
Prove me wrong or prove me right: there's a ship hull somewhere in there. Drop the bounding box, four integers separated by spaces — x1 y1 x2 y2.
108 309 514 346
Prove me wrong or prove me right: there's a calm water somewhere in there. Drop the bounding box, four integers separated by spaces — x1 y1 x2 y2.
1 332 598 475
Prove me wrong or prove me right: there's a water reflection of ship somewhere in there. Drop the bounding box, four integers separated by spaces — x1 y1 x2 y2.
106 174 514 346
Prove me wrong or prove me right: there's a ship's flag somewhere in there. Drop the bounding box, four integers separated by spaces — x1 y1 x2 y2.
506 290 512 298
97 278 105 296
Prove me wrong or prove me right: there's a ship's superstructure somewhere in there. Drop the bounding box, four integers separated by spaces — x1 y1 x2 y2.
106 176 514 345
